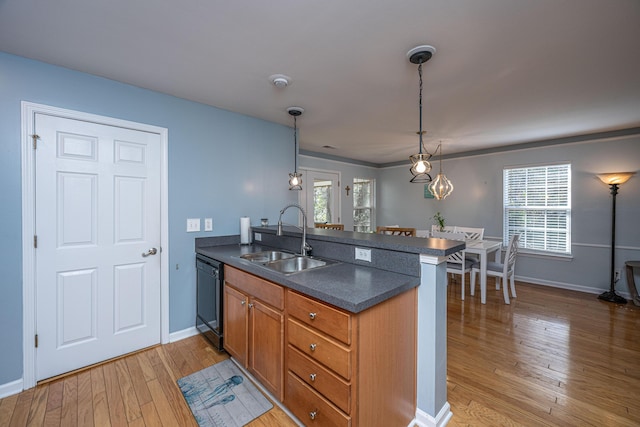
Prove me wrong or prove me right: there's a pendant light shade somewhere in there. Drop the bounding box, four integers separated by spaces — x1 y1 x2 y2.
407 45 436 183
428 143 454 200
287 107 304 191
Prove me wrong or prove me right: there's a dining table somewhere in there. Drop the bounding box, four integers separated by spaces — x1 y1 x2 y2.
463 239 503 304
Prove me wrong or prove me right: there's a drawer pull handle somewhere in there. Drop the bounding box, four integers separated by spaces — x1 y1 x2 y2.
309 373 317 382
309 343 317 352
309 312 317 320
309 410 318 420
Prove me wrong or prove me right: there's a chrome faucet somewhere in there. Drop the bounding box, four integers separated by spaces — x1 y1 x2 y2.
276 203 312 256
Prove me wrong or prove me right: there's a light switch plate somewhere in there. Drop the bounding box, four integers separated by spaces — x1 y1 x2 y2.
187 218 200 232
204 218 213 231
355 247 372 262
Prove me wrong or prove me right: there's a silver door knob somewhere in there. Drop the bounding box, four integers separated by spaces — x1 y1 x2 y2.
142 248 158 257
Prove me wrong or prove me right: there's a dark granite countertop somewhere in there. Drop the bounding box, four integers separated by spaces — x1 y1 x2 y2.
196 244 420 313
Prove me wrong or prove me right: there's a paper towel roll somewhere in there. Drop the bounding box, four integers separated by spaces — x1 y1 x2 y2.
240 216 251 244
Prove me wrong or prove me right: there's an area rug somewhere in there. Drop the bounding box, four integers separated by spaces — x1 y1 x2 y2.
177 359 273 427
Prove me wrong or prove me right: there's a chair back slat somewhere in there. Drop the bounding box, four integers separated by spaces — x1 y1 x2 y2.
376 226 416 236
453 226 485 240
316 223 344 230
504 234 520 274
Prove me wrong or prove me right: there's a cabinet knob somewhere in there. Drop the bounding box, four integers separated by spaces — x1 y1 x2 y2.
309 312 316 320
309 343 317 352
309 373 317 382
309 410 318 420
241 300 246 306
248 303 254 309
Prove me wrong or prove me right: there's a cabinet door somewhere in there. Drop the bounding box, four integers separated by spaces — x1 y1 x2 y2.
249 298 284 400
223 284 248 366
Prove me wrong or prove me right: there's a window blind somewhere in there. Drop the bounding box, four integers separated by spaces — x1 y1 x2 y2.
503 164 571 254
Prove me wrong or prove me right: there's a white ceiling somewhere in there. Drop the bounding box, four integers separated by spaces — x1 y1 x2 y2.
1 0 639 164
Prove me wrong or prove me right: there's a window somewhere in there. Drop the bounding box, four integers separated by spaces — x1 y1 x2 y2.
353 178 375 232
313 179 333 223
503 164 571 255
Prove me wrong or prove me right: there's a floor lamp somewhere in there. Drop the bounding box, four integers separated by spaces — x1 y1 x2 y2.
596 172 635 304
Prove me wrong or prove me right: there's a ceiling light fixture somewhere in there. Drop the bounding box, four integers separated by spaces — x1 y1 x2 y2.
407 45 436 183
287 106 304 190
428 142 454 200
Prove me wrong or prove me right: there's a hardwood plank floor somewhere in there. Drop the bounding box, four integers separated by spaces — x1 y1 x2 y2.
2 281 639 426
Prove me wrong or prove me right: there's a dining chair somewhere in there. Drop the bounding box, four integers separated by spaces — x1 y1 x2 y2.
470 234 520 304
315 223 344 230
431 224 455 233
376 226 416 236
431 231 472 300
454 226 485 264
453 226 484 240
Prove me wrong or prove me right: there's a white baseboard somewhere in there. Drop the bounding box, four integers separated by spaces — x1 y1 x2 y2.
415 403 453 427
0 378 23 399
169 326 199 343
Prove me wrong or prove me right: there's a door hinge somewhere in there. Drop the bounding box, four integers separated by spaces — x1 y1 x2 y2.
35 334 38 348
34 235 37 248
31 134 40 150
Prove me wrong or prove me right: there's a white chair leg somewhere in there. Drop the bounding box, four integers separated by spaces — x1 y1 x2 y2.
510 273 517 298
470 270 476 296
502 274 510 304
461 271 465 301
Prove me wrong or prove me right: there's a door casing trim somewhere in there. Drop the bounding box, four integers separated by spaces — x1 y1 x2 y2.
20 101 170 389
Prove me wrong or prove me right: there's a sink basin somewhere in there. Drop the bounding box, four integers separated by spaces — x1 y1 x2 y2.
239 251 295 263
262 256 337 275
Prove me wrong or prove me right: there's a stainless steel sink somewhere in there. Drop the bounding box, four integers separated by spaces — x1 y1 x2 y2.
238 251 337 275
239 251 295 263
263 256 336 274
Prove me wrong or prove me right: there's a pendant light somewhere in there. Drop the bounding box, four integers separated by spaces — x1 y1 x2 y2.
407 45 436 183
428 143 454 200
287 106 304 190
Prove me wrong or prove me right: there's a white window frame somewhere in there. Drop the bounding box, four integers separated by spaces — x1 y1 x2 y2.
353 178 375 233
503 163 572 255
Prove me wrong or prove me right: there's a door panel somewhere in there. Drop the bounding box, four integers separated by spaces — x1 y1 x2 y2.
35 113 161 380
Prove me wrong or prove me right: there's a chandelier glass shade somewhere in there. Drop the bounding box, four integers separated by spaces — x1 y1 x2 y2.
428 143 454 200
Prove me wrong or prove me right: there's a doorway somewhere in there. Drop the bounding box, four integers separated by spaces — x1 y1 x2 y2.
299 168 341 227
21 102 169 388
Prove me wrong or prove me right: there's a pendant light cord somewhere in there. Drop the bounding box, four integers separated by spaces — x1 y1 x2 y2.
418 62 423 154
294 115 298 172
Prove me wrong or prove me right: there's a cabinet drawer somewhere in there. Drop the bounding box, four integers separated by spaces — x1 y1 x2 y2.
288 318 351 380
225 266 284 310
286 372 351 427
288 345 351 414
287 291 351 345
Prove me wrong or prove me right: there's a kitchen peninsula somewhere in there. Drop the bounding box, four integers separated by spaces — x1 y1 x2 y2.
196 226 463 427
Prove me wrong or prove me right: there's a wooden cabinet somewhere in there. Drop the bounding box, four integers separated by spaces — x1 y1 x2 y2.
285 289 417 427
223 266 284 401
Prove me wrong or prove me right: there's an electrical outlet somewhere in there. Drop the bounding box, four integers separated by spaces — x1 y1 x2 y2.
186 218 200 232
204 218 213 231
254 233 262 242
355 247 372 262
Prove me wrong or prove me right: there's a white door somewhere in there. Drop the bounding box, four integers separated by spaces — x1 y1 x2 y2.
299 168 341 225
34 113 161 380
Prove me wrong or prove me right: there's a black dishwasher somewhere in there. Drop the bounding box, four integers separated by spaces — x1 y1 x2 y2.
196 254 224 351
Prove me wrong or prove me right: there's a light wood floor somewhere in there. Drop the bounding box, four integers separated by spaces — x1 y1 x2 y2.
1 281 639 426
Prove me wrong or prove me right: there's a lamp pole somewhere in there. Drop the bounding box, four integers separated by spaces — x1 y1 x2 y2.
598 182 627 303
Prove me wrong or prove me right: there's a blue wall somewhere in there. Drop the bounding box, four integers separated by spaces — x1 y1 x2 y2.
0 52 297 385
